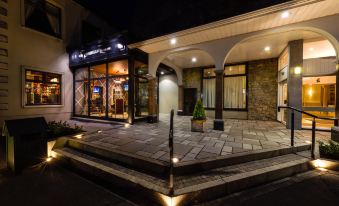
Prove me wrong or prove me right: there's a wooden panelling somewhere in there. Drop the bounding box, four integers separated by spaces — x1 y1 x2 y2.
0 6 6 16
0 20 7 29
0 88 7 96
0 48 7 56
0 75 8 83
0 103 8 110
0 34 7 43
0 62 7 70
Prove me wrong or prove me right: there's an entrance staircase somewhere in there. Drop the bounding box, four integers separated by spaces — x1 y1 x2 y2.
52 137 315 206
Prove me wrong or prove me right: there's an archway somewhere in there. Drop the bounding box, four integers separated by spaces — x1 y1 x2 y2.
222 28 338 130
155 49 216 118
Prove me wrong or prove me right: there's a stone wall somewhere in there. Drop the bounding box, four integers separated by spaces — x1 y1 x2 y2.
248 58 278 120
182 68 201 96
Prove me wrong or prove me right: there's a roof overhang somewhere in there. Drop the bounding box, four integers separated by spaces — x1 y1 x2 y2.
128 0 339 53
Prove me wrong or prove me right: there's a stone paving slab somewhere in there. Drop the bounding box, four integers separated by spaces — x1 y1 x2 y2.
68 114 330 163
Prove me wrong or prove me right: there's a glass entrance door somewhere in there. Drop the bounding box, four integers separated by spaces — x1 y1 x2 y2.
277 81 288 124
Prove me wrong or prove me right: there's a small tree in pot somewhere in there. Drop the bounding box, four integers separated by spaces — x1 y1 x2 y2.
191 99 206 132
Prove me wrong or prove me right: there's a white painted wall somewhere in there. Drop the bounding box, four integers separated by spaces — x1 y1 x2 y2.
0 0 114 126
159 74 178 114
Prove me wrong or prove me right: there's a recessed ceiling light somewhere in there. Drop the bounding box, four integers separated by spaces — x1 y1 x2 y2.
192 57 197 62
161 71 164 75
264 46 271 52
170 38 177 45
281 11 289 19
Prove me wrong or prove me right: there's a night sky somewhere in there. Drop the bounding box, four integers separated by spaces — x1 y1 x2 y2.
75 0 291 43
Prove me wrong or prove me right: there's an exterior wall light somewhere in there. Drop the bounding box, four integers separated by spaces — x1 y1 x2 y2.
116 43 124 49
294 66 302 75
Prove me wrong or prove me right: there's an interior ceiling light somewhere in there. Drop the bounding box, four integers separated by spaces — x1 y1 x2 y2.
281 11 290 19
170 38 177 45
192 57 197 63
264 46 271 52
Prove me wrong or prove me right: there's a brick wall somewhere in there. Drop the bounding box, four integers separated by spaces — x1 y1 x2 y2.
248 58 278 120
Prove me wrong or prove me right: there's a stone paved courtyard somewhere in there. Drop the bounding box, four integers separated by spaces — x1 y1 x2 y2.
69 114 330 163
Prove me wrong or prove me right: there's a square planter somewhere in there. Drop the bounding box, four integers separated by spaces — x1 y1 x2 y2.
191 119 206 132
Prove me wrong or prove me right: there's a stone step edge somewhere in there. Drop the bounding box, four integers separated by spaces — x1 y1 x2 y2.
65 138 168 174
54 147 313 204
61 137 311 175
53 148 170 196
174 157 312 204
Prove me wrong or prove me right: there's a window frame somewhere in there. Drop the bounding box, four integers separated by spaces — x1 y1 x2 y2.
21 0 63 39
22 66 64 108
223 63 248 111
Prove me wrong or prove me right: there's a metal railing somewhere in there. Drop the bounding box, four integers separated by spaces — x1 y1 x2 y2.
169 109 174 196
278 106 338 159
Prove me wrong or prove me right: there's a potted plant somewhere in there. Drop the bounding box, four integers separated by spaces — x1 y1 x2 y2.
191 99 206 132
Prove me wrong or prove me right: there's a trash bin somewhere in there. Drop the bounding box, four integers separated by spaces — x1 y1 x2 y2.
2 117 48 174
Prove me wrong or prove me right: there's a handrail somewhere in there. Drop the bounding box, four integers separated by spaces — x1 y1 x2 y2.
278 106 338 159
278 106 339 123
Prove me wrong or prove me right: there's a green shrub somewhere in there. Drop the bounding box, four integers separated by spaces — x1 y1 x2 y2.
48 121 84 139
192 99 206 120
319 140 339 159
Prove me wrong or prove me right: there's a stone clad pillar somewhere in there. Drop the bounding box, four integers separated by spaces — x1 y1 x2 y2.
336 62 339 125
148 77 158 123
214 69 224 131
287 40 303 129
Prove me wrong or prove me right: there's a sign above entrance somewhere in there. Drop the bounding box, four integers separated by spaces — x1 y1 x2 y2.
69 36 128 67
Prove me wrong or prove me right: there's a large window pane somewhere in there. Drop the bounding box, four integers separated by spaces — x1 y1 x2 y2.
24 0 61 38
75 81 88 115
25 69 61 106
89 64 106 117
108 77 128 119
224 76 246 109
203 78 215 108
135 60 149 118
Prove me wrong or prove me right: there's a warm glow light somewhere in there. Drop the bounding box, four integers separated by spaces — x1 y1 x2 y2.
172 157 179 163
305 140 312 144
124 123 130 128
294 66 302 74
264 46 271 52
309 47 314 51
192 57 197 62
308 88 313 97
46 157 53 162
170 38 177 45
312 159 327 168
161 71 165 75
97 130 102 133
281 11 290 18
74 134 83 139
158 193 186 206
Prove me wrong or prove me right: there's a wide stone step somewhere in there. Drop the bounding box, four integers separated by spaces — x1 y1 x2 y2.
53 147 313 206
61 137 311 175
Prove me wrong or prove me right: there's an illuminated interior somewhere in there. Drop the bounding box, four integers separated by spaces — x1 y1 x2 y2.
302 75 336 129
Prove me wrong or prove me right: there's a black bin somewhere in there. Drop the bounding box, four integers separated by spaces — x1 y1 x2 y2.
2 117 48 173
